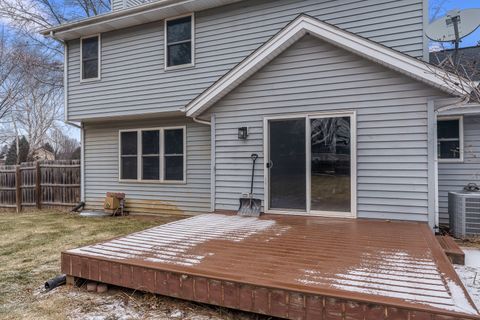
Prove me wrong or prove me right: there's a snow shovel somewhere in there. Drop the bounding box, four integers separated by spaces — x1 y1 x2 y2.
238 153 262 216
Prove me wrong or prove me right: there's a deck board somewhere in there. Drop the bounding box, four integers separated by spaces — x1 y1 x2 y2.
62 214 480 319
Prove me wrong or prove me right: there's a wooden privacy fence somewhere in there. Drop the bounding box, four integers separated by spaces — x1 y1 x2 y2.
0 160 80 211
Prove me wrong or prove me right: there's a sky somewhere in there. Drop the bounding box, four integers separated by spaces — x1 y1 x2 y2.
429 0 480 49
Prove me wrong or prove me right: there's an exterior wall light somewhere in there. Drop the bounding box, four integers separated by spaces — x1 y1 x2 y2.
238 127 248 140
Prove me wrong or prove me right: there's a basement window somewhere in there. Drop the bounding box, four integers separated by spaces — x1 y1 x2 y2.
80 35 100 80
119 127 186 182
165 14 194 69
437 117 463 162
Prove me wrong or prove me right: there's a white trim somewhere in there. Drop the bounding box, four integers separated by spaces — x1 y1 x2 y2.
427 100 437 229
164 13 195 70
210 112 216 212
437 116 464 163
185 14 474 117
438 104 480 116
263 111 356 218
80 123 85 202
64 42 69 121
42 0 240 40
80 34 101 82
118 126 187 184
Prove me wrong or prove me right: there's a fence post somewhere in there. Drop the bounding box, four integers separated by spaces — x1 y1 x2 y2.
15 165 21 213
36 161 41 210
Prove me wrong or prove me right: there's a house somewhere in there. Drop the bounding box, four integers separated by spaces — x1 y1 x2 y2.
41 1 480 318
32 147 55 161
430 46 480 225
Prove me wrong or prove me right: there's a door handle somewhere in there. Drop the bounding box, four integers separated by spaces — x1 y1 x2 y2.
266 160 273 169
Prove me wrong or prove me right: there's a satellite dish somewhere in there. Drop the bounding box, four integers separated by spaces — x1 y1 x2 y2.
426 8 480 42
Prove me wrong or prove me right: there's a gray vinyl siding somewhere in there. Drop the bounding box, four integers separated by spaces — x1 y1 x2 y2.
438 116 480 225
208 35 444 222
83 117 211 214
67 0 426 121
126 0 147 8
111 0 124 11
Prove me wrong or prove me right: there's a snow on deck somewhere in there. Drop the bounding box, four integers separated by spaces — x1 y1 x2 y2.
65 214 479 318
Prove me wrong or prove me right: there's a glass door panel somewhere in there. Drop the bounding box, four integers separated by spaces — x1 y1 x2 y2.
310 117 351 212
268 119 306 211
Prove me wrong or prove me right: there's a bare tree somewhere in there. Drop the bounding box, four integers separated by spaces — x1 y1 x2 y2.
0 0 107 158
0 30 22 121
49 127 80 160
429 51 480 104
0 0 109 52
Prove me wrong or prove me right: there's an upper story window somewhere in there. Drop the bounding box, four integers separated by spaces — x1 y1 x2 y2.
165 14 194 69
119 127 186 182
438 117 463 162
81 35 100 80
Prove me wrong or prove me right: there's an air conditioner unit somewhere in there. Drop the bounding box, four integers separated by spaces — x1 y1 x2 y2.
449 190 480 238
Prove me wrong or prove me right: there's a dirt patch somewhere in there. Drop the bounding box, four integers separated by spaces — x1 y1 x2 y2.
33 284 269 320
458 237 480 249
0 210 270 319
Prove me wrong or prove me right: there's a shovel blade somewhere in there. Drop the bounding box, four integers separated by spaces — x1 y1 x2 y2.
238 198 262 217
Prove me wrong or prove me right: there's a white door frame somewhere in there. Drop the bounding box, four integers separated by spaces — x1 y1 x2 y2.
263 111 357 218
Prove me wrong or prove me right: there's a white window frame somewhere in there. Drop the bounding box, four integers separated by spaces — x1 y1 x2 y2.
80 34 101 82
164 13 195 70
263 111 357 218
437 116 463 163
118 126 187 184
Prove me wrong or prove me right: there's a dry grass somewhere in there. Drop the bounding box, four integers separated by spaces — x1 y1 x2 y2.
0 211 268 320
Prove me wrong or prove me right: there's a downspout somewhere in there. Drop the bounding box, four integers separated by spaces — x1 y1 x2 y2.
192 116 211 126
428 101 440 231
80 123 85 202
434 113 439 231
191 115 215 212
51 32 84 201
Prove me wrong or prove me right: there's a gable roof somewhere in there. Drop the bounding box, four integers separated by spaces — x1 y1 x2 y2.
186 14 477 117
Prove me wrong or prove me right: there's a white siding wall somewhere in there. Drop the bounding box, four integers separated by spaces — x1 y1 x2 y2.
67 0 426 121
438 116 480 224
208 35 444 222
84 117 211 214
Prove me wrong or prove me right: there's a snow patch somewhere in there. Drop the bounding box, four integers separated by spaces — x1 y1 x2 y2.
455 248 480 310
69 214 280 267
296 249 479 315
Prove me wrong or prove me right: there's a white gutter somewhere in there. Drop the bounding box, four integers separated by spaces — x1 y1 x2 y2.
436 95 471 113
192 116 211 126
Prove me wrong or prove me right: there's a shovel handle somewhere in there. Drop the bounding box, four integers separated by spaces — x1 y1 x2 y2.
250 154 258 195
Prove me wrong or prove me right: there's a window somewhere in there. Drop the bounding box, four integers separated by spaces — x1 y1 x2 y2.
438 117 463 161
81 35 100 80
119 127 185 182
165 14 194 68
120 131 138 180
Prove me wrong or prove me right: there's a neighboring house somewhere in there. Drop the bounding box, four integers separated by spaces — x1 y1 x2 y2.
42 0 477 229
430 46 480 225
32 147 55 161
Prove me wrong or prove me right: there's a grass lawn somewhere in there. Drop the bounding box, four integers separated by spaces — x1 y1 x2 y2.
0 211 263 320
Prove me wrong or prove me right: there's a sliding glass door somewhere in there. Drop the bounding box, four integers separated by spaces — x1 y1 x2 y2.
268 118 306 211
266 113 355 217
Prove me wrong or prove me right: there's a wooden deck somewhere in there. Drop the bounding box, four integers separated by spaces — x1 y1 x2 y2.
62 214 480 320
